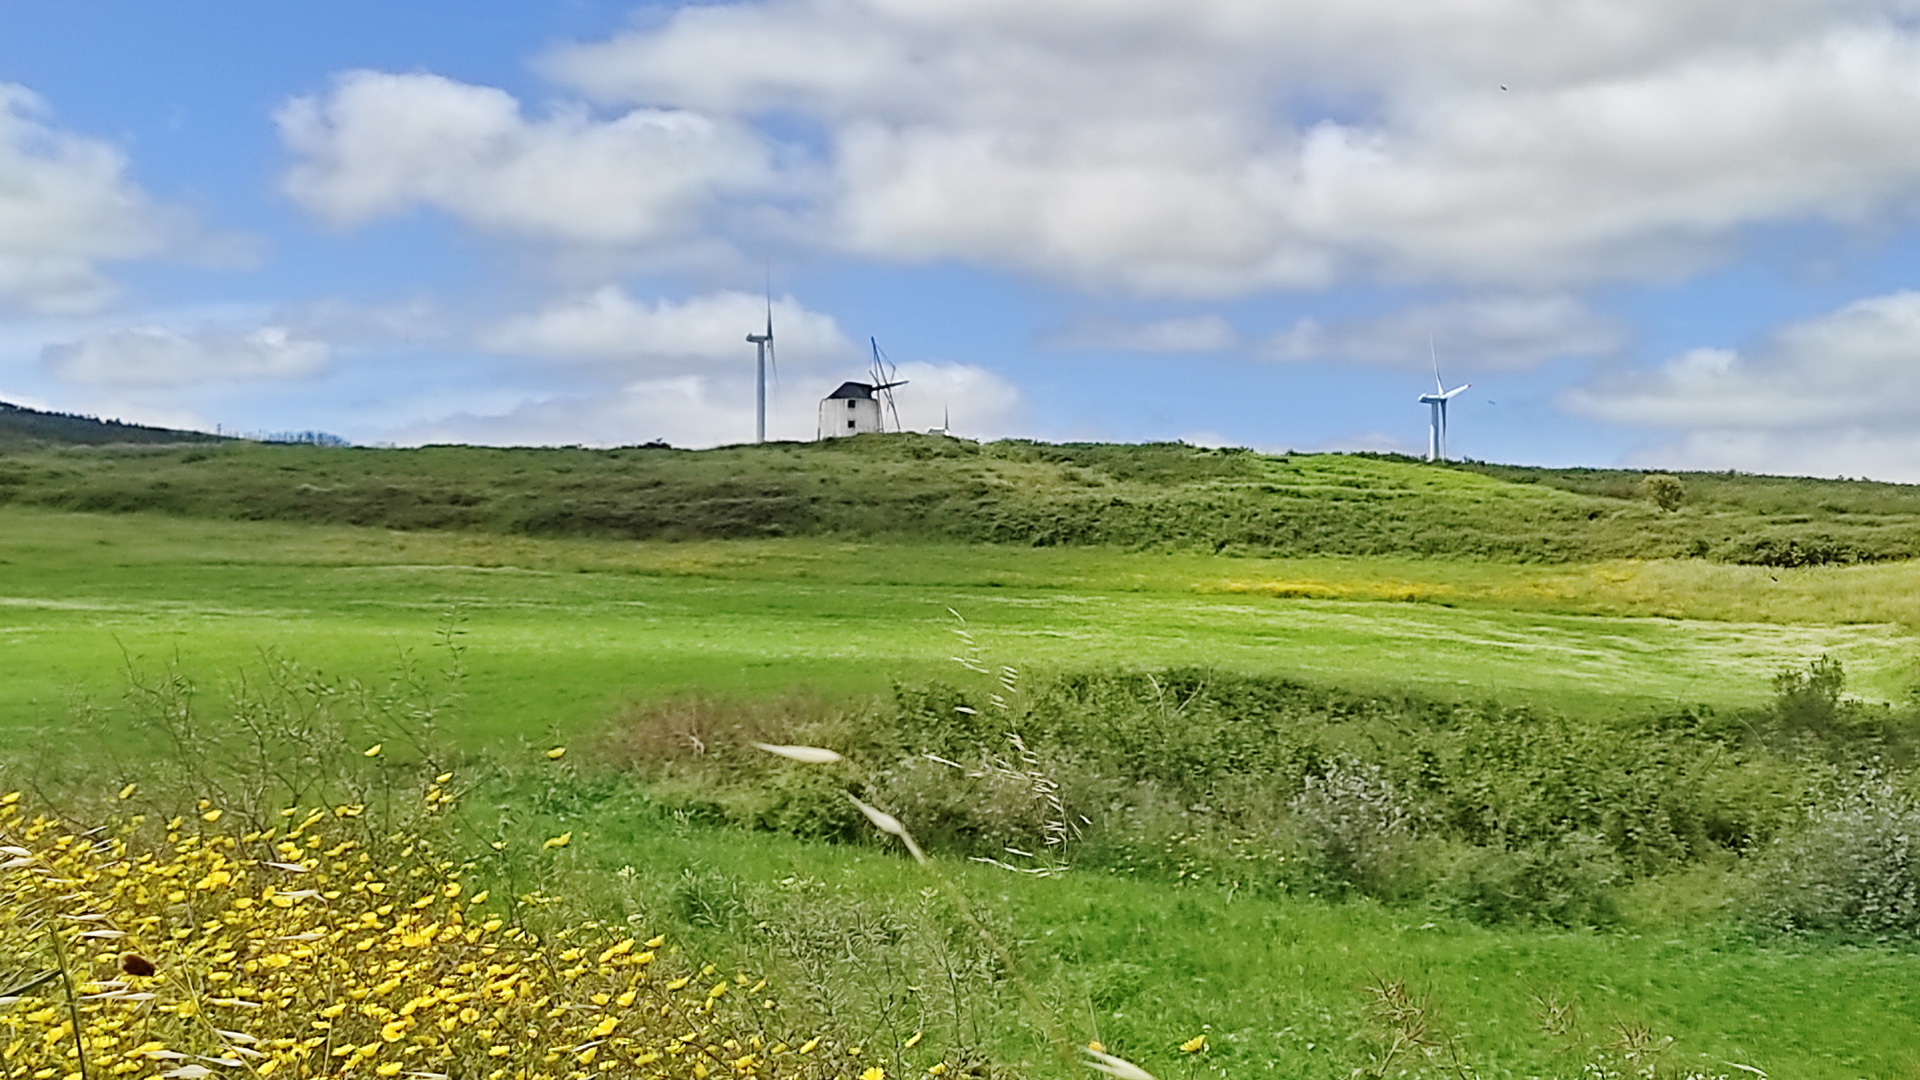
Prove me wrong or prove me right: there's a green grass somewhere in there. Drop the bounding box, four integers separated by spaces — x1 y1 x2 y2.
7 437 1920 564
9 435 1920 1079
4 506 1914 747
528 784 1920 1080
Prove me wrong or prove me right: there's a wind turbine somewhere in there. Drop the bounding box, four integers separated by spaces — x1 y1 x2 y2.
746 290 776 443
867 337 909 432
1418 339 1469 462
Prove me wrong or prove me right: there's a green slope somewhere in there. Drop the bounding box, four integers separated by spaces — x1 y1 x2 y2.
0 399 226 448
5 436 1920 564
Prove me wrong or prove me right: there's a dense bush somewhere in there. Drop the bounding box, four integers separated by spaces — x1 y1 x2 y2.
1287 759 1425 897
1746 774 1920 939
613 666 1889 926
1435 831 1622 927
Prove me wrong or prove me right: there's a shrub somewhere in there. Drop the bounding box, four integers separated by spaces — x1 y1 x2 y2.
1642 473 1685 511
1288 759 1426 897
1746 774 1920 938
1435 831 1622 927
1771 654 1847 736
869 740 1080 864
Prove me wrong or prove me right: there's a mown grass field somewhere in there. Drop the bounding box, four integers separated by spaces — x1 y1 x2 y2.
7 441 1920 1079
3 506 1915 743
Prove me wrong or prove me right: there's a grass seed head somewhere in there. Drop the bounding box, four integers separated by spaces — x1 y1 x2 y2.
751 742 844 765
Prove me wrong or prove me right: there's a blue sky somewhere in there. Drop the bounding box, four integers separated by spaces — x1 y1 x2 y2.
5 2 1920 477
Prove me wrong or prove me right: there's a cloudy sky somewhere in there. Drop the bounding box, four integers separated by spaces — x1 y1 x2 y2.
6 3 1920 476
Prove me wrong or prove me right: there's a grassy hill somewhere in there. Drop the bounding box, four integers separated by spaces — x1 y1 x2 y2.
7 433 1920 1077
3 434 1920 564
0 399 226 448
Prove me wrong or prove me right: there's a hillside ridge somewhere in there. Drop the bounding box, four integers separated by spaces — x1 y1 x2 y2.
0 400 225 448
4 434 1919 565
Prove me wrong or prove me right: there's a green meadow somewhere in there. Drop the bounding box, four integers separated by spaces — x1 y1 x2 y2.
6 440 1920 1078
3 505 1915 739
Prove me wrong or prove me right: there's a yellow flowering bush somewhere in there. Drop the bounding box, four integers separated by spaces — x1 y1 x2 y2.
0 787 864 1080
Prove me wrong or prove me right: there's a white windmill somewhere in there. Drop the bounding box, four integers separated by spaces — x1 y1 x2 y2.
1418 339 1469 462
815 338 909 439
745 292 776 443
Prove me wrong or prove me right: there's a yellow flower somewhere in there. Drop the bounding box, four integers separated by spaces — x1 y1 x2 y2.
435 772 453 783
577 1046 599 1065
590 1017 618 1038
542 832 571 850
468 890 489 904
1087 1040 1105 1053
927 1065 948 1076
546 747 566 760
202 809 223 823
117 783 136 799
376 1064 403 1077
364 744 383 757
861 1067 886 1080
1180 1034 1207 1053
904 1031 923 1049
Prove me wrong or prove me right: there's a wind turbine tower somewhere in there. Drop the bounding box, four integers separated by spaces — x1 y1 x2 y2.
1418 340 1469 462
746 296 775 443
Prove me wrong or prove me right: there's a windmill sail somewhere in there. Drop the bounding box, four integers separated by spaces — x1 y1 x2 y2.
869 337 907 433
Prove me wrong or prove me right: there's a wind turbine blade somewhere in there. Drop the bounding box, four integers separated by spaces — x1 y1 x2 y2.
1440 382 1470 400
1430 336 1442 394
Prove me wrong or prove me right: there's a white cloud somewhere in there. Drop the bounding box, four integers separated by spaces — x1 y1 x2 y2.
1049 314 1238 353
43 325 329 387
1619 429 1920 481
277 71 770 245
389 361 1022 449
477 287 854 372
538 3 1920 292
0 84 172 313
885 361 1025 437
1566 290 1920 479
1268 295 1621 372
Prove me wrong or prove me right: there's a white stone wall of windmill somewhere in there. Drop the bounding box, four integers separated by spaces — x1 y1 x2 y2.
1418 339 1470 462
815 337 909 440
818 382 886 437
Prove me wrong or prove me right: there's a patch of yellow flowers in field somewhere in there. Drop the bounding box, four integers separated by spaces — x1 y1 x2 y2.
0 787 863 1080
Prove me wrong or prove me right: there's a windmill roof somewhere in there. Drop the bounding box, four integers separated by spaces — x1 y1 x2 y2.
826 381 876 400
